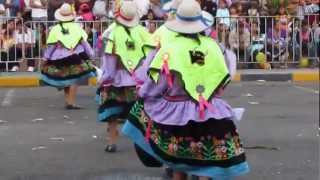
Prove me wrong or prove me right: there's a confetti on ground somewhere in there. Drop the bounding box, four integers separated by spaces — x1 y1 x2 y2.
32 118 44 122
296 133 303 137
248 101 260 105
0 120 8 124
92 135 98 139
63 115 70 119
65 121 75 125
244 93 254 97
49 137 65 142
32 146 47 151
257 80 266 82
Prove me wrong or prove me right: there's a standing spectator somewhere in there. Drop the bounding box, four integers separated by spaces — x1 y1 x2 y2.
47 0 63 21
4 0 21 17
30 0 47 21
296 0 305 20
229 22 250 58
229 4 238 30
304 0 320 25
149 0 165 19
248 1 260 24
78 2 93 21
92 0 107 19
277 5 291 33
216 0 230 28
0 1 6 25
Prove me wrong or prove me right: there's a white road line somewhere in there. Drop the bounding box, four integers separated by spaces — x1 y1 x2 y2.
293 85 319 94
1 89 15 107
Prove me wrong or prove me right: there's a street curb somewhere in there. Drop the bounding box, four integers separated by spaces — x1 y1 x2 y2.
0 71 318 87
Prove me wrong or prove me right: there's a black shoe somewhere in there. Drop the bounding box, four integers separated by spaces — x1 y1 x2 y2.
65 104 82 110
165 167 173 178
105 144 117 153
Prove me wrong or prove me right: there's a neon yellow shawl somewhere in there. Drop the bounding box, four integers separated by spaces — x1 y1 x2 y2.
47 22 88 49
149 35 230 102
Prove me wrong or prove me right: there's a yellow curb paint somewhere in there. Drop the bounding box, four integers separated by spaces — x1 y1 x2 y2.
0 76 39 87
292 72 319 82
88 77 97 86
232 73 241 82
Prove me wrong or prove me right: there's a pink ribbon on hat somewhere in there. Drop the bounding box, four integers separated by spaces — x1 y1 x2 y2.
114 9 134 21
161 53 173 88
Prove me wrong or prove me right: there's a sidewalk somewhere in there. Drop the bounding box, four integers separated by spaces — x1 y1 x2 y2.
0 69 319 87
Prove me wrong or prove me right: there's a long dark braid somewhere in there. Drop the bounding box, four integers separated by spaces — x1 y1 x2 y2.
59 22 69 35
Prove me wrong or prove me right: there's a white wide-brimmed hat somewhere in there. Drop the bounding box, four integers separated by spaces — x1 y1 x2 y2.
55 3 76 22
162 0 183 13
114 1 140 27
165 0 213 34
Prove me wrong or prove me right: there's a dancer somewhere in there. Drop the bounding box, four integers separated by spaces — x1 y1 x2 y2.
41 3 96 109
97 1 152 153
122 0 249 179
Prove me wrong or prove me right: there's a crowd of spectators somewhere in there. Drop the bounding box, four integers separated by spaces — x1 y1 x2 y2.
0 0 319 71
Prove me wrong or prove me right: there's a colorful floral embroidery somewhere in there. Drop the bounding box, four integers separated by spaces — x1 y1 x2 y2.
42 61 95 78
131 102 245 162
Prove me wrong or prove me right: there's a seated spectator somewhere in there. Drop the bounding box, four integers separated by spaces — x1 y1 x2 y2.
148 21 157 33
248 21 266 63
0 20 16 71
12 21 37 72
217 22 229 47
142 9 156 26
266 20 288 62
228 21 250 59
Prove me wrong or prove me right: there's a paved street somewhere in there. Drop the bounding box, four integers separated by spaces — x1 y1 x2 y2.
0 82 319 180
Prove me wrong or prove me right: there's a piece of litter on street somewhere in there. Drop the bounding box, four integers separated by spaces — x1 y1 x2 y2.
32 146 47 151
63 115 70 119
92 135 98 139
32 118 44 122
243 93 254 97
256 80 266 82
276 172 281 175
306 160 311 163
49 137 65 142
0 120 8 124
65 121 75 125
248 101 260 105
296 133 303 137
83 116 89 120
